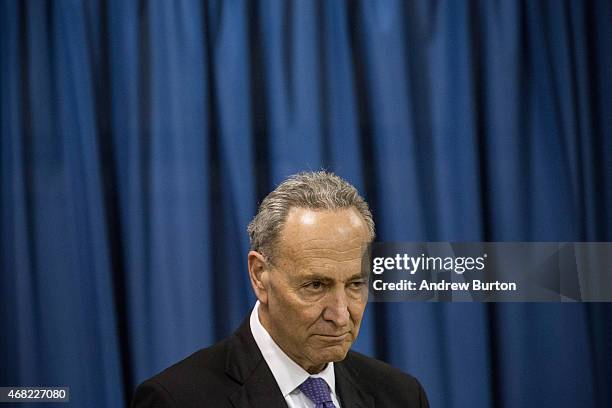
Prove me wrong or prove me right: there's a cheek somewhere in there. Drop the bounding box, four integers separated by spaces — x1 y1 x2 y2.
300 307 325 325
273 294 322 328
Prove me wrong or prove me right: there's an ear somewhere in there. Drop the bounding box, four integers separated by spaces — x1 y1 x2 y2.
248 250 270 305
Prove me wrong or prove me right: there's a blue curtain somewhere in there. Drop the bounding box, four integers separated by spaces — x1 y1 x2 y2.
2 1 612 407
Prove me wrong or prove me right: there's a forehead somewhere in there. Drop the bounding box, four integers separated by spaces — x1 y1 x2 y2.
277 207 369 270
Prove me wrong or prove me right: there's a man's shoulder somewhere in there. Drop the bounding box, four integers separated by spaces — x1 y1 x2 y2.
150 337 230 383
344 349 417 380
131 337 237 408
341 350 428 406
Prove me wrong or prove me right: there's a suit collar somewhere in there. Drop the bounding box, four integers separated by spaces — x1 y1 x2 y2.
225 317 261 384
335 355 375 408
226 318 288 408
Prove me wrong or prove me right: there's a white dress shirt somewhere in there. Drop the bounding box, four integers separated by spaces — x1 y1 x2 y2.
249 301 342 408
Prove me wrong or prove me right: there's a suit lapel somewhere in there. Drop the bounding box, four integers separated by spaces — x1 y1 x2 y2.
335 357 375 408
225 319 288 408
228 360 288 408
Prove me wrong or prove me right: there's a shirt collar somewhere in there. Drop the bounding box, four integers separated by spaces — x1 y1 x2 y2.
249 301 337 398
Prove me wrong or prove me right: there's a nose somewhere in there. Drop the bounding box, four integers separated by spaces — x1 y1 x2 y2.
322 288 350 327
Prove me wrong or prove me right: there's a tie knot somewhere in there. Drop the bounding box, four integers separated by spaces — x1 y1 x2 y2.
299 377 334 406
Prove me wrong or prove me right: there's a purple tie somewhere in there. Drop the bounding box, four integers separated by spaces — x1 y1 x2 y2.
299 377 337 408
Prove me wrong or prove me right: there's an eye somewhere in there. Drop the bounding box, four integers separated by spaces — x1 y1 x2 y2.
304 281 324 291
349 281 366 289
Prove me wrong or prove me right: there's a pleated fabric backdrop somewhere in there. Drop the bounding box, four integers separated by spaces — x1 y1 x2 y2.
1 1 612 407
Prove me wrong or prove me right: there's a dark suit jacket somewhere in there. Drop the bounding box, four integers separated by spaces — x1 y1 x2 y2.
131 319 429 408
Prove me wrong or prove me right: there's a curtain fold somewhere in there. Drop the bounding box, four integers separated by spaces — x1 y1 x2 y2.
2 1 611 407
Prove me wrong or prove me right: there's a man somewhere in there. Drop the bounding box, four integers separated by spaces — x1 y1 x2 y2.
131 171 429 407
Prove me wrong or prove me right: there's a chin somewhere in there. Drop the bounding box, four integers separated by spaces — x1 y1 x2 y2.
317 346 351 364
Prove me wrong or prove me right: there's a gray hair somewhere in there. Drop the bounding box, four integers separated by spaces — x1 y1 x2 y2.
247 171 375 263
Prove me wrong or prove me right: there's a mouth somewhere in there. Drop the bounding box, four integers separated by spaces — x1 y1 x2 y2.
315 333 351 341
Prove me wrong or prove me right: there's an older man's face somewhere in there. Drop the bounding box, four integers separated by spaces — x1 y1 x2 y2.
258 207 370 374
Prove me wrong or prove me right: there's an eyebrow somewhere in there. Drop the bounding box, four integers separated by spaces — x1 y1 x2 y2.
297 272 366 282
